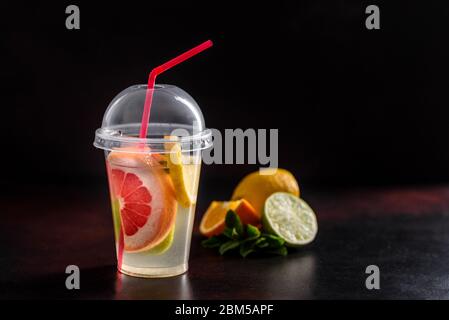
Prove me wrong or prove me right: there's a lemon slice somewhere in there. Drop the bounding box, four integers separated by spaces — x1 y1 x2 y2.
263 192 318 247
164 136 199 208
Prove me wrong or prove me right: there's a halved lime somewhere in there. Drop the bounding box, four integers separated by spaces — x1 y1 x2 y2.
263 192 318 247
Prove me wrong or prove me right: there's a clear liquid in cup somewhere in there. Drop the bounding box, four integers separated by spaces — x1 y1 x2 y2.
106 147 201 278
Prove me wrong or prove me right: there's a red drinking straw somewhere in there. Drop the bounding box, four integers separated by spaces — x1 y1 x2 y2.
139 40 213 139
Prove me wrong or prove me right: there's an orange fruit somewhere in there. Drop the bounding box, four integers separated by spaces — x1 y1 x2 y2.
107 149 177 253
231 169 300 217
199 199 259 237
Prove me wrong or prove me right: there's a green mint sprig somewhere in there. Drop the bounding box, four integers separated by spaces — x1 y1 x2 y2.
201 210 288 258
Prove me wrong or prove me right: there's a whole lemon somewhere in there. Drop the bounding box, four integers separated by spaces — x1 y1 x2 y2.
231 169 300 217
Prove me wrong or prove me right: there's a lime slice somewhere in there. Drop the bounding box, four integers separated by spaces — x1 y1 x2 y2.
111 199 121 241
145 226 175 255
263 192 318 247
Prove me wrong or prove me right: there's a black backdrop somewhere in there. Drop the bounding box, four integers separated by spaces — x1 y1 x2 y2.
1 0 449 190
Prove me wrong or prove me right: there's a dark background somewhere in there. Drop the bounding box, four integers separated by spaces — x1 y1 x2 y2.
2 1 449 301
1 0 449 191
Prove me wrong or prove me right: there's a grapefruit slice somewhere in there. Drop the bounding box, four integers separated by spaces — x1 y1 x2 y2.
107 149 177 253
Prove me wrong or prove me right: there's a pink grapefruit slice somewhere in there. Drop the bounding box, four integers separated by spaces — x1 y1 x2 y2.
107 149 177 253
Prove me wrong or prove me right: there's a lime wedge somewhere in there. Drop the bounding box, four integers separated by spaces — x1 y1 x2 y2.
111 199 121 241
263 192 318 247
146 226 175 255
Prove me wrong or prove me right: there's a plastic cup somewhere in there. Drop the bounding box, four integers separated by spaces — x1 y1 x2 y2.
94 84 212 278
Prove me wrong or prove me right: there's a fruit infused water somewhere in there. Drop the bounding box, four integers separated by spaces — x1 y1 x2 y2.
94 84 213 277
106 143 201 277
95 41 213 277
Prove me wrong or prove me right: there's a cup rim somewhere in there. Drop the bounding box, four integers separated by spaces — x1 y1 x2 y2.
94 125 213 153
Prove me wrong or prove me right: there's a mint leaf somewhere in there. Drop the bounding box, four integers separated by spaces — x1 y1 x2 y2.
246 224 261 240
219 240 240 255
263 234 285 248
239 241 255 258
223 227 233 239
201 236 224 248
225 210 243 235
254 237 266 246
201 213 289 258
256 237 270 249
223 227 240 240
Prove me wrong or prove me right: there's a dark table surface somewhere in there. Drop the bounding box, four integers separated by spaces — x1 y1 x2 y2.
1 182 449 299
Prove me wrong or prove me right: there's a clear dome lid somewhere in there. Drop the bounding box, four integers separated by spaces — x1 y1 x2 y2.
94 84 212 153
